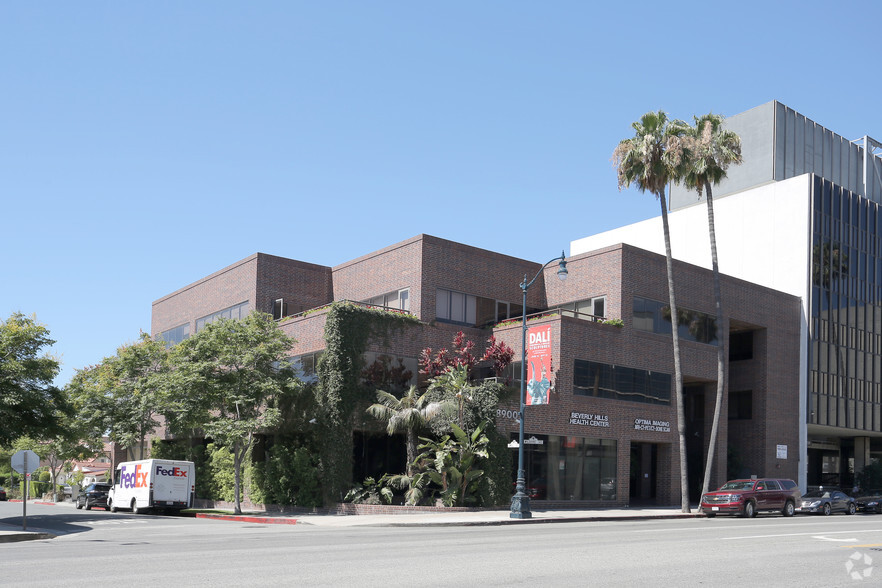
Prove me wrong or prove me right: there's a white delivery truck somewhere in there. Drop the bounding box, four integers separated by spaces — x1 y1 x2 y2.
108 459 195 514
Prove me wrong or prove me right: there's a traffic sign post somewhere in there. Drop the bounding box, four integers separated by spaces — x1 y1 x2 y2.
11 449 40 531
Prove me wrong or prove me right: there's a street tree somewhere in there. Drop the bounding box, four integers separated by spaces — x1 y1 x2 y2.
675 113 742 496
613 111 691 512
0 312 68 446
164 312 299 514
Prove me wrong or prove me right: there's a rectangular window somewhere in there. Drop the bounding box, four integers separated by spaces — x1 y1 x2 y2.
366 288 410 312
559 296 606 321
574 359 670 405
289 351 323 384
436 288 477 326
195 301 250 332
158 323 190 347
632 296 716 344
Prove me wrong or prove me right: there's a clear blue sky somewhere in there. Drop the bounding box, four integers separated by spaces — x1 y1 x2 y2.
3 1 881 387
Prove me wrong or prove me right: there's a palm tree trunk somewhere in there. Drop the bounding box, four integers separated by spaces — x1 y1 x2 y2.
233 440 242 515
406 430 417 478
658 191 690 513
701 182 727 497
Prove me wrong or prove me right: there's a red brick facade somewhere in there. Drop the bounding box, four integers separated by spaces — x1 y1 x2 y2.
151 235 801 507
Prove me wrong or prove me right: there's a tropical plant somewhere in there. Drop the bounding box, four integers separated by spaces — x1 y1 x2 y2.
366 385 452 476
675 113 742 497
613 110 690 512
418 421 490 507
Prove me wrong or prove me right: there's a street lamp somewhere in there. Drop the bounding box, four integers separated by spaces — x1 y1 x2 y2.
511 251 568 519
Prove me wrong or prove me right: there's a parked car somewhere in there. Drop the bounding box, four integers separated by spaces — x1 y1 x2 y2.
855 490 882 514
76 482 111 510
796 489 856 515
700 478 801 518
0 486 7 501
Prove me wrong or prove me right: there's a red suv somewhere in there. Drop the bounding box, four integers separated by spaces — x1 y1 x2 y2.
700 478 801 518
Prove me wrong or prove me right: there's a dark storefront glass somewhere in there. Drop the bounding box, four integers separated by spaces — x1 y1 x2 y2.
515 434 617 501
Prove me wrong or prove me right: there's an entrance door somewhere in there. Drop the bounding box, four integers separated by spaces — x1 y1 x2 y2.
630 442 657 505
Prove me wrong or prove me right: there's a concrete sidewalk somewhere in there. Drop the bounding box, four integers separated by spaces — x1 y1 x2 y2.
1 500 701 542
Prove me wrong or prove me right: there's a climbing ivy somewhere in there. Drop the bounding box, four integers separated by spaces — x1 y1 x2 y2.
315 302 420 504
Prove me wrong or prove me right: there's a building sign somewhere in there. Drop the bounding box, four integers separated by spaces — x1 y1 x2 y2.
569 411 610 427
526 325 553 406
777 445 788 459
634 418 671 433
524 436 544 445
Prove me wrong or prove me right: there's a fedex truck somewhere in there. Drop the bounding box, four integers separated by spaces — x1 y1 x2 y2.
108 459 195 514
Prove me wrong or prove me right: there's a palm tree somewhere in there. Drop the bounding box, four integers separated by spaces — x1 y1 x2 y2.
613 110 690 512
367 385 450 477
676 113 742 497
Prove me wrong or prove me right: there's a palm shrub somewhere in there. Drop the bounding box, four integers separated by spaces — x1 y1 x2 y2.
418 421 490 507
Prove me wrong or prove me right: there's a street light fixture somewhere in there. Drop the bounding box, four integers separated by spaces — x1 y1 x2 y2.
511 251 568 519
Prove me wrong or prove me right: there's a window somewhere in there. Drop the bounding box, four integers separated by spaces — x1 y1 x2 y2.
729 331 754 361
158 323 190 347
289 351 323 383
632 296 717 345
366 288 410 312
729 390 753 419
273 299 289 320
436 288 476 325
573 359 671 405
195 301 250 332
560 297 606 321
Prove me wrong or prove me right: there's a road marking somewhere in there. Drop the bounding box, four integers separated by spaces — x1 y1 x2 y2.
722 529 882 540
846 543 882 548
813 536 858 542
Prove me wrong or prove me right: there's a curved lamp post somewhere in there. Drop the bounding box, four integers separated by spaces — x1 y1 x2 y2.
511 251 568 519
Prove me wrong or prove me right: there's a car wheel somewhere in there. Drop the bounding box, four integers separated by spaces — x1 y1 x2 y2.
847 502 856 515
743 501 756 518
823 502 832 516
782 501 795 517
75 501 83 510
85 501 92 511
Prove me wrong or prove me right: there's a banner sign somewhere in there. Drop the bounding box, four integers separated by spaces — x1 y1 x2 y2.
526 325 553 406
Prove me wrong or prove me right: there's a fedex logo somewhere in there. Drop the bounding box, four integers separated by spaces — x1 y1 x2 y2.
155 465 188 478
119 464 149 489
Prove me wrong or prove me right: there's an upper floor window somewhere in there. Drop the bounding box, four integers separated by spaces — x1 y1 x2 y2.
632 296 717 345
574 359 671 406
195 301 250 332
158 323 189 347
559 296 606 321
366 288 410 312
436 288 477 325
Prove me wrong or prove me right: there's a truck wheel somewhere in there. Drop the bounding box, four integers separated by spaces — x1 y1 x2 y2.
743 501 756 518
109 499 117 513
132 499 141 515
782 501 795 517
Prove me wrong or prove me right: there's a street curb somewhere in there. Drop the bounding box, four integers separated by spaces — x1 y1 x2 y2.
194 513 299 525
374 513 705 527
0 532 56 543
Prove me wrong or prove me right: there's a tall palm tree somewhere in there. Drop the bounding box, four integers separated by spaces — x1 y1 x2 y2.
676 113 742 497
613 110 690 512
367 385 450 477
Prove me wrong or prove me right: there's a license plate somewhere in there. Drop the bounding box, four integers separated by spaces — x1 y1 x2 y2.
166 501 174 505
711 506 719 511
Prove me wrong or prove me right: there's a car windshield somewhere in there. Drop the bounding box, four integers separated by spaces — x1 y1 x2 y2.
93 484 111 491
802 490 829 498
718 481 755 491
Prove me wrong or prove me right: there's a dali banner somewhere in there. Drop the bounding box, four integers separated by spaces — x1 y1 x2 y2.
525 324 553 405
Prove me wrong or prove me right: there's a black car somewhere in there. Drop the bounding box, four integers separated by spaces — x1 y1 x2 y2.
855 490 882 513
76 483 111 510
795 489 856 515
0 486 7 501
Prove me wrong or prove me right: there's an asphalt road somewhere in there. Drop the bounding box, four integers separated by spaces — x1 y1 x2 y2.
2 502 881 586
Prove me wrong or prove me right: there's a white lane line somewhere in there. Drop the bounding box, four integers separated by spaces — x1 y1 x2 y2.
722 529 882 540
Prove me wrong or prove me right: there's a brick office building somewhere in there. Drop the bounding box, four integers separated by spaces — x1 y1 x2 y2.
152 234 800 506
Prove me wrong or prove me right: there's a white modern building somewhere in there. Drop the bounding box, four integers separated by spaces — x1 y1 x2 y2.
572 101 882 491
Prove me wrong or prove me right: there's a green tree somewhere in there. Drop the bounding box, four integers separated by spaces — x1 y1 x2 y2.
613 111 690 512
164 312 300 514
418 421 490 507
66 333 168 464
0 312 67 445
675 113 742 496
367 385 452 477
